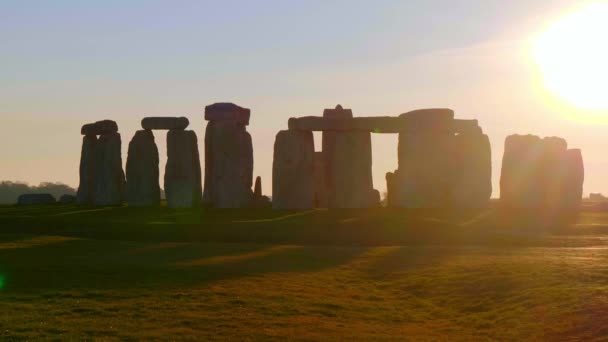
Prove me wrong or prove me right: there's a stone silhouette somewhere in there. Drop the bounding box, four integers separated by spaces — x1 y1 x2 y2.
165 130 203 208
251 176 271 208
272 130 315 209
141 117 189 130
500 134 584 208
76 134 98 204
59 194 76 204
203 103 254 208
94 131 126 206
126 130 161 207
17 194 56 206
313 152 328 208
77 120 125 206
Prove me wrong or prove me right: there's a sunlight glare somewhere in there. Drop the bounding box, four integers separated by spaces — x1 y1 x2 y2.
533 2 608 111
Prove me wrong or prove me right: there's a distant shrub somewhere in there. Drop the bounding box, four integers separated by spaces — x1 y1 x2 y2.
0 181 76 204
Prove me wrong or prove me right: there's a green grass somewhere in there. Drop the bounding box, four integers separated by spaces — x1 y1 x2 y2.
0 204 607 340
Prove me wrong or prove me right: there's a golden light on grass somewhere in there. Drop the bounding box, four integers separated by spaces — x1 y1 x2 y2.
533 2 608 114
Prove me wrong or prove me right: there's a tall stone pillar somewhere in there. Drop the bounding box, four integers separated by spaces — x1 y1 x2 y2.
76 134 98 205
560 149 584 208
126 130 160 207
165 130 203 208
451 123 492 207
94 132 126 206
394 109 455 208
203 103 254 208
272 130 315 209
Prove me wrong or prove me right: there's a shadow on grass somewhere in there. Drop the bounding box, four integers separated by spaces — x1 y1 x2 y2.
0 236 368 293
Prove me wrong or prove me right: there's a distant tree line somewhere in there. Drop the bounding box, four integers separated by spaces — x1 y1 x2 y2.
0 181 76 204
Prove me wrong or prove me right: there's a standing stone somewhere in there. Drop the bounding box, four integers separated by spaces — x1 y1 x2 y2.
500 134 543 207
321 105 353 204
77 135 98 205
126 130 160 207
385 171 396 207
328 131 378 208
451 130 492 207
539 137 568 208
561 149 584 208
254 176 262 198
94 132 126 206
313 152 328 208
393 109 455 208
165 130 202 208
203 103 254 208
272 130 315 209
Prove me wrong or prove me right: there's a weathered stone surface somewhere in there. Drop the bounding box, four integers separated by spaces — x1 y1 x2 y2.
126 130 160 207
94 132 126 206
81 120 118 135
561 149 584 208
165 130 202 208
500 134 543 207
500 134 584 208
451 132 492 207
204 102 250 125
399 108 454 133
392 123 455 208
77 135 98 205
328 131 378 208
59 194 76 204
141 117 189 130
18 194 56 206
272 130 315 209
313 152 328 208
203 121 253 208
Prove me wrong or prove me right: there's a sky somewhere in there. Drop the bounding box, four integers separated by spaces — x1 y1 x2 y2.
1 0 605 197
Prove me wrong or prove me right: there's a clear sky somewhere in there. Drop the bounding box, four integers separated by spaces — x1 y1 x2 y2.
1 0 606 197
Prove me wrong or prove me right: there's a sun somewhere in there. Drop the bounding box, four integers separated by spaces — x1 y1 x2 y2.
533 2 608 111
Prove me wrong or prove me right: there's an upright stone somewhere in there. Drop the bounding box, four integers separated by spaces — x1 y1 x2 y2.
272 130 315 209
561 149 584 208
126 130 160 207
321 105 353 203
451 128 492 207
500 134 544 207
77 135 98 204
313 152 328 208
254 176 262 198
393 109 455 208
165 130 202 208
328 131 378 208
203 103 254 208
94 132 126 206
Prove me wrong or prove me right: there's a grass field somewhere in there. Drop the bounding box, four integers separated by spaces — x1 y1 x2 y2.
1 204 608 340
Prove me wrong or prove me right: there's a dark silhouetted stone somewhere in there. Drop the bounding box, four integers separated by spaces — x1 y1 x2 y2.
204 102 250 125
126 130 160 207
94 132 126 206
81 120 118 135
141 117 189 130
452 130 492 207
59 194 76 204
272 130 315 209
77 135 98 205
18 194 56 206
165 130 202 208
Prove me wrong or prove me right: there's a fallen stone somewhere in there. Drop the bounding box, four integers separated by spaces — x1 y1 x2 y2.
272 130 315 209
165 130 203 208
126 130 160 207
94 132 126 206
203 121 253 208
59 194 76 204
141 117 189 130
17 194 56 206
76 135 98 205
81 120 118 135
204 102 250 125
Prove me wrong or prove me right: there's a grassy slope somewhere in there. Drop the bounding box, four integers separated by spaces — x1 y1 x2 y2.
0 204 608 340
